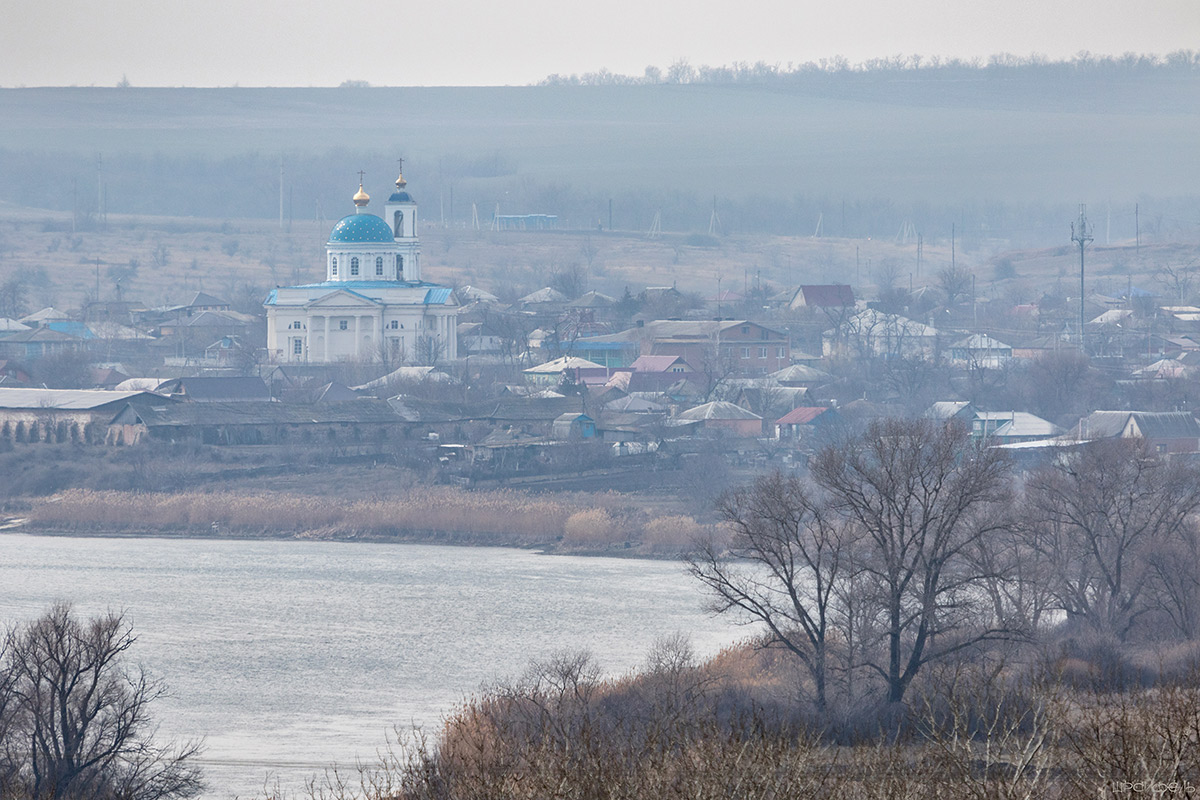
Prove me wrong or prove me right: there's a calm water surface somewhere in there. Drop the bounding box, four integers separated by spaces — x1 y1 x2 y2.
0 534 742 798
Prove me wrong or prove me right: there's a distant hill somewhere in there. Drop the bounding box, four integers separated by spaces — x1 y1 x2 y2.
1 72 1198 245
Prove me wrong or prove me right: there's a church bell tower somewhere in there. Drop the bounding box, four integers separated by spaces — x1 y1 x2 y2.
383 160 421 282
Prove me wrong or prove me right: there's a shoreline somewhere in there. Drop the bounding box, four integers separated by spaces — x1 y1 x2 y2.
0 522 678 560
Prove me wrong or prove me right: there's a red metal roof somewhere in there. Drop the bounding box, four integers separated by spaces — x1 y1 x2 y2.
776 406 832 425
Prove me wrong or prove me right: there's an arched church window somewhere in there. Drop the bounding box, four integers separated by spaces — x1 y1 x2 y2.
375 256 384 276
331 256 338 276
396 255 404 279
350 257 359 276
393 210 404 238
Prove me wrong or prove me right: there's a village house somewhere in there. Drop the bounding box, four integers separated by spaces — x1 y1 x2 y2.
823 309 939 361
788 284 855 311
1074 410 1200 454
673 400 763 437
971 411 1063 444
570 320 790 376
775 406 840 440
950 334 1013 368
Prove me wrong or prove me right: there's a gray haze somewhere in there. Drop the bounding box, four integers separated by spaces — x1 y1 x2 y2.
3 0 1199 87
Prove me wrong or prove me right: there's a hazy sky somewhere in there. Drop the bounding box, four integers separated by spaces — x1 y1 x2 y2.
5 0 1199 87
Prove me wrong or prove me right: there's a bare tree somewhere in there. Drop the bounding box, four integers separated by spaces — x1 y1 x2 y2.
937 264 973 306
810 419 1015 705
1024 438 1200 640
689 473 855 713
1155 260 1197 304
2 603 203 800
412 334 445 366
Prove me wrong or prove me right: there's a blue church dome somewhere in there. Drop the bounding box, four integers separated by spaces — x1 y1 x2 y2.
328 214 395 244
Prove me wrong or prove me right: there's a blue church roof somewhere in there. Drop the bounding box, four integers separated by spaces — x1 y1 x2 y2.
387 191 415 203
328 214 395 244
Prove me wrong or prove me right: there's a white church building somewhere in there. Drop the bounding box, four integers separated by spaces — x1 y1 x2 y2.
265 171 457 364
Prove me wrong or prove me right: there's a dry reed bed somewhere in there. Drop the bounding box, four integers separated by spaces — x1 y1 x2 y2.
27 489 721 553
30 488 574 544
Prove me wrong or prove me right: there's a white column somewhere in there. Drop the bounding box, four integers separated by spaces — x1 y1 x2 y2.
304 316 312 363
354 315 362 359
378 308 385 361
323 316 330 362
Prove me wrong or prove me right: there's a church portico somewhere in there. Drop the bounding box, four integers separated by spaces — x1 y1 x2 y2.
265 170 456 364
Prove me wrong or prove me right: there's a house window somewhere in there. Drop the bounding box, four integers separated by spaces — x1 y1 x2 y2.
293 339 303 355
1157 443 1168 454
741 326 750 335
331 257 338 276
776 347 785 358
741 347 750 359
376 256 384 276
761 329 769 340
759 347 767 358
339 320 348 331
389 320 399 329
350 257 360 276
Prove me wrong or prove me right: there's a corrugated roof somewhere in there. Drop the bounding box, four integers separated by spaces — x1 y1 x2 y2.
0 388 160 410
630 355 689 373
518 287 568 305
795 285 855 307
523 356 605 373
991 414 1064 438
678 401 761 421
154 377 271 402
423 287 453 305
1076 411 1131 439
776 406 833 425
123 399 401 426
1130 411 1200 439
769 364 831 383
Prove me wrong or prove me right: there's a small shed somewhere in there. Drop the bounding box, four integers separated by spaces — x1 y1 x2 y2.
552 412 596 440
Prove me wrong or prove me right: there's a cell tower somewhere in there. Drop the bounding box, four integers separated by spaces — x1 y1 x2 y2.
471 202 480 231
1071 204 1093 353
812 212 823 238
646 210 662 239
708 196 722 236
896 220 917 244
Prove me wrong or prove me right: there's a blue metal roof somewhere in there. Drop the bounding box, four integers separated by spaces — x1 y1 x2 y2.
387 191 415 203
47 321 96 339
423 288 452 305
328 214 395 244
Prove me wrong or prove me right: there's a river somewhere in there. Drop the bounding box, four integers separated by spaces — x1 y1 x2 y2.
0 533 743 798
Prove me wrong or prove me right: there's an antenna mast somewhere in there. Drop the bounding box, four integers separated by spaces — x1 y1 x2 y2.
1071 204 1093 353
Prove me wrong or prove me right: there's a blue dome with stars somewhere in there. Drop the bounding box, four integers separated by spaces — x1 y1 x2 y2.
328 214 394 244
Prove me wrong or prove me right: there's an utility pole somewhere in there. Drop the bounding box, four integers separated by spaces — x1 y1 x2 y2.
278 157 284 230
1072 204 1093 353
916 233 923 278
1135 202 1140 256
951 223 956 270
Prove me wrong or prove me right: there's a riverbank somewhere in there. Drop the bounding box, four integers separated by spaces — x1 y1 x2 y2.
12 487 721 556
